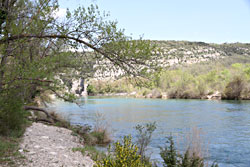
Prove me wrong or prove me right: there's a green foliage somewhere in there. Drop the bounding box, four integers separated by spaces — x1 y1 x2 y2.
72 146 106 161
0 0 157 135
90 130 111 145
72 124 111 146
94 123 156 167
0 137 17 164
93 124 220 167
88 79 134 95
96 135 150 167
92 62 250 100
160 136 218 167
0 133 27 166
223 76 245 100
54 119 71 129
160 136 177 167
0 91 28 136
87 84 96 95
135 122 156 160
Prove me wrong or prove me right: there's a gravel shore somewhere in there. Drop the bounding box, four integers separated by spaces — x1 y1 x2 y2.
18 122 94 167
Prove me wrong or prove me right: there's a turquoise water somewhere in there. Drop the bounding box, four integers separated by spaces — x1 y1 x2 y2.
48 97 250 167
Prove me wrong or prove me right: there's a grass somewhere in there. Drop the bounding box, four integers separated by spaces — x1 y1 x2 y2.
72 145 106 161
0 137 18 162
49 111 112 146
0 125 29 166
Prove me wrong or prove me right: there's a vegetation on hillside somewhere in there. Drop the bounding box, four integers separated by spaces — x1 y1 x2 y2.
88 57 250 100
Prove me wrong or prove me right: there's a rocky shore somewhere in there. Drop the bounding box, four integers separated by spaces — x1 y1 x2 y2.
17 122 94 167
91 91 223 100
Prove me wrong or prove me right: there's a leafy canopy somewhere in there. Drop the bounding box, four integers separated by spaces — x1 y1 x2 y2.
0 0 158 134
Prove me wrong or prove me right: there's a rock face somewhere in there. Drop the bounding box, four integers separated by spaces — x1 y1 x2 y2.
18 123 94 167
70 78 88 96
152 41 250 67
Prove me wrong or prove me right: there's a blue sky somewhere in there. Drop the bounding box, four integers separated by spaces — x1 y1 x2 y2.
58 0 250 44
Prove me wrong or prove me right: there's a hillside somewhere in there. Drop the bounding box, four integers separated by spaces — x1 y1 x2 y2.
87 41 250 100
151 40 250 67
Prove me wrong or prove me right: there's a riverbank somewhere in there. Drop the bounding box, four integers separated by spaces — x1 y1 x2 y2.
87 62 250 100
91 90 224 100
50 97 250 166
8 122 94 167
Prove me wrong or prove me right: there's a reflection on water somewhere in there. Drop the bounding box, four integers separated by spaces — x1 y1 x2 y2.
48 97 250 167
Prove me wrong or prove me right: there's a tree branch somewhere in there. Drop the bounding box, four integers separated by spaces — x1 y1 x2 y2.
0 34 114 60
0 33 152 76
23 106 51 119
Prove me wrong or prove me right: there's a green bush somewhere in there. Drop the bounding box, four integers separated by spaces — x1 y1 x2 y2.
0 137 17 163
72 124 111 146
160 136 218 167
96 136 150 167
160 136 177 167
135 122 156 160
90 130 111 145
0 134 27 165
96 123 156 167
223 76 244 100
87 84 96 95
0 92 27 136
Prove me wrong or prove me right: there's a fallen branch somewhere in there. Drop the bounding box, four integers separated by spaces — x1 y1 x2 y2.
24 105 62 124
24 106 51 118
35 118 54 124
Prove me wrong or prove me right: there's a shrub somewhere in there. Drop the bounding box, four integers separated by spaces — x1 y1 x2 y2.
151 89 162 98
95 135 150 167
87 84 96 95
90 130 111 145
72 145 105 161
223 76 245 100
135 122 156 160
49 111 71 128
92 112 112 145
0 92 27 136
160 136 219 167
71 112 112 146
160 136 177 167
72 125 111 146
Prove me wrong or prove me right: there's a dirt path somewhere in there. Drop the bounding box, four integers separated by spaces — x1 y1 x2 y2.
18 122 94 167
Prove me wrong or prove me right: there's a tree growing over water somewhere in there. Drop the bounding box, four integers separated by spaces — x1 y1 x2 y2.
0 0 158 135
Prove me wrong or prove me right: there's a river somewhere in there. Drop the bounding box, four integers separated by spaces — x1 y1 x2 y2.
48 97 250 167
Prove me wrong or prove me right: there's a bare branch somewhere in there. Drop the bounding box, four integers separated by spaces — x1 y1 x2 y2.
23 106 51 119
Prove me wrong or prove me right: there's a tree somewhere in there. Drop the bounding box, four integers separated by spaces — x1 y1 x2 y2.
0 0 158 134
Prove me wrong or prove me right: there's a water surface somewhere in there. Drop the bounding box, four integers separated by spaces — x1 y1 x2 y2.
48 97 250 167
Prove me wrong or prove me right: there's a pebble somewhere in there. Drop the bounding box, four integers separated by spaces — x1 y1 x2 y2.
34 145 40 149
49 152 57 155
18 122 94 167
